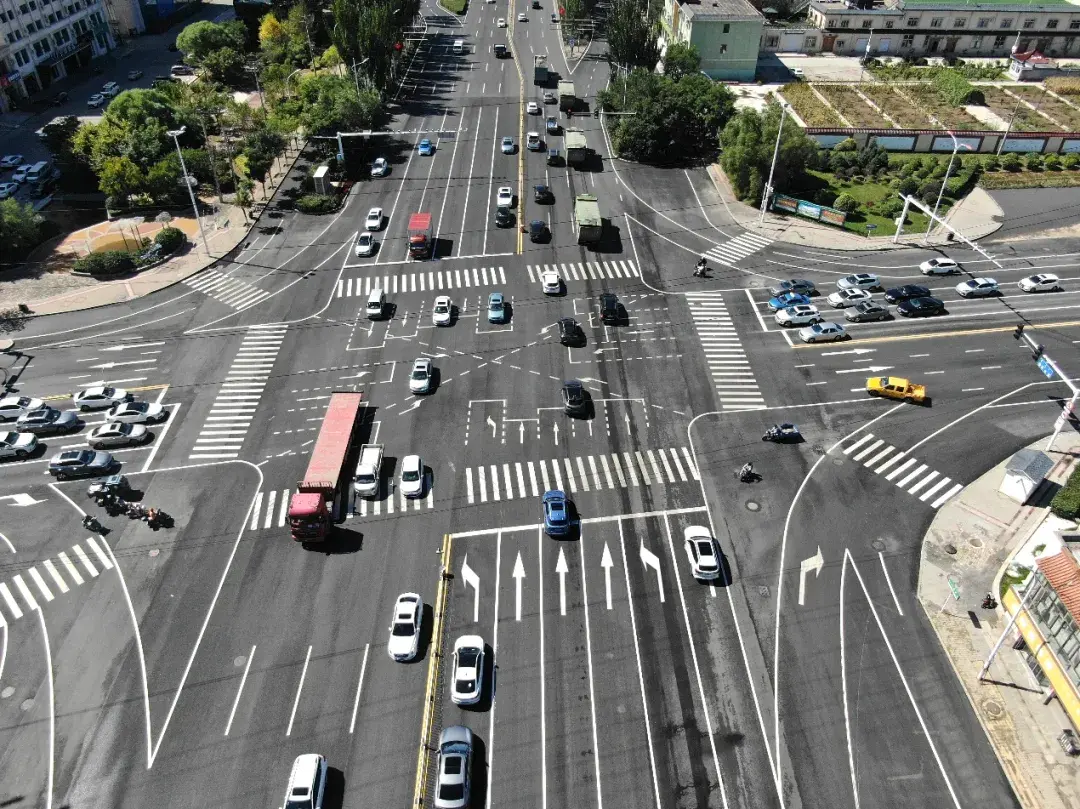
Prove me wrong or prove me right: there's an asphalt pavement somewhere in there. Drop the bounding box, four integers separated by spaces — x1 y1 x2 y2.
0 2 1076 808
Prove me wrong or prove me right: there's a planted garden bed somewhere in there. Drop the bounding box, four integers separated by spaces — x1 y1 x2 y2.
860 85 932 129
815 85 894 129
1006 85 1080 132
780 82 845 128
903 85 986 131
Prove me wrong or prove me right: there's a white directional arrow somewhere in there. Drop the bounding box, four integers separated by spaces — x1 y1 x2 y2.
595 347 617 355
553 422 560 446
461 555 480 623
555 547 569 616
512 552 525 622
836 365 893 375
600 543 614 610
539 323 557 336
639 542 664 602
88 359 157 369
0 493 45 507
100 341 165 352
486 415 497 436
821 348 876 356
519 422 525 443
625 329 654 336
624 413 631 429
798 546 825 606
399 400 421 415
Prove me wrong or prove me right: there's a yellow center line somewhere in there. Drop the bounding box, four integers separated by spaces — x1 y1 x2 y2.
40 383 169 401
791 319 1080 348
412 533 454 809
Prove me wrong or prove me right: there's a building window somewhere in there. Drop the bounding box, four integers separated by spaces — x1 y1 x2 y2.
29 0 36 8
1023 17 1035 29
1070 20 1080 30
26 26 35 36
907 16 918 26
972 36 983 48
840 19 849 28
861 18 870 28
953 18 965 28
4 34 13 45
720 43 727 54
994 34 1007 47
1047 18 1058 29
723 23 729 33
977 17 991 28
930 17 944 28
805 36 817 47
766 35 779 47
1000 17 1013 29
0 11 7 21
902 34 914 47
885 20 895 29
19 2 29 11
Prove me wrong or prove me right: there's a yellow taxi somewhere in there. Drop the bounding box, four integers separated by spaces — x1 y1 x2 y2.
866 376 926 403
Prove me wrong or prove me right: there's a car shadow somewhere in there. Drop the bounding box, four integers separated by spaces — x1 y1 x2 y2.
324 766 347 808
413 601 436 663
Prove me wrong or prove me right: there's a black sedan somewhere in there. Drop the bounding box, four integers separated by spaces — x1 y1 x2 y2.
48 449 116 479
558 317 583 346
562 380 590 416
896 296 946 317
844 301 890 322
884 284 931 304
534 184 552 203
495 206 514 227
529 220 550 242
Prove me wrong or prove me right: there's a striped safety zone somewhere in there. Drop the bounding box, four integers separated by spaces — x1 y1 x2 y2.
702 232 771 268
841 433 963 509
184 269 271 311
0 538 112 627
464 447 699 505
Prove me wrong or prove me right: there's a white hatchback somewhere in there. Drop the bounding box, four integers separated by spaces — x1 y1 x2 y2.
0 396 44 421
683 526 722 581
798 322 847 343
1018 273 1061 293
919 257 960 275
955 277 999 298
827 288 872 308
774 304 821 327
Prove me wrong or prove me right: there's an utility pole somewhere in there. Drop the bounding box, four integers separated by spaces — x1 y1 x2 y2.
923 122 972 244
166 126 210 256
760 104 789 223
1012 324 1079 453
997 96 1023 156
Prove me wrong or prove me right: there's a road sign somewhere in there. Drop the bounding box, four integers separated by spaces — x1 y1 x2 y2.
948 574 961 600
1037 356 1054 379
866 223 876 230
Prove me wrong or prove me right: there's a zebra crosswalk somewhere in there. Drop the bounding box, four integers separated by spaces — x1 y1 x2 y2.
686 293 766 410
336 266 507 297
184 269 272 310
464 447 699 505
702 232 771 268
525 260 640 284
841 433 963 509
0 538 112 626
189 325 288 460
248 484 435 529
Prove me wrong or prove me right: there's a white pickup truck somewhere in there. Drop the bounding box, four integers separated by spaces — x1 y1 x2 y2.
353 444 384 496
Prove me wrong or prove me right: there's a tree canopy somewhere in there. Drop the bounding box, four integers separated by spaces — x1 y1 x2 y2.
176 20 247 64
607 0 661 71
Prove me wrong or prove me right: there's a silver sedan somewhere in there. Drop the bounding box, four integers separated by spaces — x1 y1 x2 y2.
87 422 149 449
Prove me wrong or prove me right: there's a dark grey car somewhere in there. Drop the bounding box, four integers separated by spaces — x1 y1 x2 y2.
844 301 890 322
768 278 817 297
562 380 589 416
16 407 80 435
435 725 473 809
48 449 115 479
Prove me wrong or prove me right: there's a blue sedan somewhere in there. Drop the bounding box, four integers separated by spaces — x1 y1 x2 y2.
767 291 811 312
542 490 570 537
418 139 435 155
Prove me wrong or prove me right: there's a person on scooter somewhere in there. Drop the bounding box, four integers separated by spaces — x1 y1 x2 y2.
739 461 754 481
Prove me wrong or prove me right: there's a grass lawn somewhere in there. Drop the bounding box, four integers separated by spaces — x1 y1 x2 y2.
979 168 1080 189
441 0 467 12
801 169 936 236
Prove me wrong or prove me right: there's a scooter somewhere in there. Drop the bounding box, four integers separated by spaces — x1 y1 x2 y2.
82 514 102 533
762 423 800 442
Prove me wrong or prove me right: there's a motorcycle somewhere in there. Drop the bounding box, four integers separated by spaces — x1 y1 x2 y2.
82 514 102 533
981 593 998 610
737 463 755 483
762 423 800 442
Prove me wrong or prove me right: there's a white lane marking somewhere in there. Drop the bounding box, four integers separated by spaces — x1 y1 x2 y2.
285 645 313 737
224 645 256 736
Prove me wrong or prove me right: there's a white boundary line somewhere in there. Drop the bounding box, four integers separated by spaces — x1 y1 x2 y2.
224 644 256 736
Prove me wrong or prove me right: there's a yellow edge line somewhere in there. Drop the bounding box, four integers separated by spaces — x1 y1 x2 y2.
791 319 1080 348
40 383 169 401
412 532 454 809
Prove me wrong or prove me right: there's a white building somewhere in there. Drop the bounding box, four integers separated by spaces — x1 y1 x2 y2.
0 0 115 112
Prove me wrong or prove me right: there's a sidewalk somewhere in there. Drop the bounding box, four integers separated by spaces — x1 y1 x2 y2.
5 140 306 318
918 433 1080 809
705 163 1004 251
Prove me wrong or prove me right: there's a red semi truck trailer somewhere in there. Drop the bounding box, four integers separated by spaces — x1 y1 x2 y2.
287 391 365 542
408 212 433 259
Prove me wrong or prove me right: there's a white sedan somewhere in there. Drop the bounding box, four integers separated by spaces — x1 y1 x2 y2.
409 358 434 394
774 304 821 326
108 401 166 424
87 93 106 108
370 157 389 177
0 154 23 169
365 207 384 231
955 277 999 298
433 295 453 326
387 593 423 662
0 396 43 421
836 273 880 291
527 101 540 114
0 431 37 460
1018 273 1061 293
517 12 527 20
542 271 561 295
87 421 148 449
0 182 17 200
683 526 722 581
919 257 960 275
451 635 485 705
496 186 514 207
497 17 506 27
354 232 376 256
73 386 130 411
827 288 872 308
400 454 425 498
798 322 847 343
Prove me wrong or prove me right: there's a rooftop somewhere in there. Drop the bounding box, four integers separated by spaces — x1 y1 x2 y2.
1037 550 1080 624
679 0 765 21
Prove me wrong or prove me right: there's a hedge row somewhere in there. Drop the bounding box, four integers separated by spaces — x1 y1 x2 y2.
295 194 339 214
154 226 187 254
73 251 136 276
1050 463 1080 521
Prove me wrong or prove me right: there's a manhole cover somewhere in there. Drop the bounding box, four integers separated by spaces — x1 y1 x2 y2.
758 585 771 597
944 544 957 555
746 501 760 512
982 698 1004 719
832 458 845 466
969 537 983 549
0 686 13 699
234 656 247 667
872 538 886 552
20 699 34 711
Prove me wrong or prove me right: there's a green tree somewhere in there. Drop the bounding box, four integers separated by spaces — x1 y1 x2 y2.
296 73 380 134
259 7 310 67
719 103 819 203
201 46 247 86
241 126 286 194
145 158 183 201
99 156 145 203
0 198 43 255
176 20 247 65
1000 152 1022 171
662 42 700 81
330 0 421 93
832 193 859 213
606 0 661 71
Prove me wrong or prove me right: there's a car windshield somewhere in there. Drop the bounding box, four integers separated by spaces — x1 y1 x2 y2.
458 648 480 667
435 303 449 313
0 432 15 442
412 368 428 380
403 468 420 482
392 620 415 636
100 388 115 397
696 540 713 556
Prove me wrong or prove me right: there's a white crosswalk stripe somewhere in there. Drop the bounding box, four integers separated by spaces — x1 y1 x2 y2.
702 232 771 268
189 325 288 460
0 539 107 627
337 266 509 297
249 483 437 529
839 433 962 509
184 269 272 310
686 293 765 410
525 260 640 284
462 447 700 505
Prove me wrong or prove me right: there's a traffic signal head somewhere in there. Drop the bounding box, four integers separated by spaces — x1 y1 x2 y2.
1013 324 1025 340
1033 344 1044 361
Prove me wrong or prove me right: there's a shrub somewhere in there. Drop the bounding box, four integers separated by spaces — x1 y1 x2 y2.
1025 152 1044 171
832 193 859 213
154 226 187 254
834 137 858 152
982 154 1001 172
933 71 984 106
1050 464 1080 520
879 198 906 217
1064 153 1080 170
295 193 337 214
917 178 941 199
1001 153 1022 172
898 177 919 196
1044 154 1062 171
74 250 135 276
852 174 866 183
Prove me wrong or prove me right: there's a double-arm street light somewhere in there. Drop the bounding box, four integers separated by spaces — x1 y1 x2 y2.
923 122 973 244
166 126 210 256
760 102 790 223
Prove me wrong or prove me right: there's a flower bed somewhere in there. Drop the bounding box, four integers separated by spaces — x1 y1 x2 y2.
815 85 894 129
780 82 845 128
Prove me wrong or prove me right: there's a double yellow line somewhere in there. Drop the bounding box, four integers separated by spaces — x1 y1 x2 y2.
412 532 454 809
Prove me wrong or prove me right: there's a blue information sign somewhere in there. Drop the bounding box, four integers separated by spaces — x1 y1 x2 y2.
1037 357 1054 379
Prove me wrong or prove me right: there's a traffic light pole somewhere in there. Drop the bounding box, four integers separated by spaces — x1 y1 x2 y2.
1013 324 1079 452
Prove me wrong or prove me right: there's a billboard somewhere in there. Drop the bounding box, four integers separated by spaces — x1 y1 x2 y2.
931 136 981 153
1000 137 1046 153
772 194 847 226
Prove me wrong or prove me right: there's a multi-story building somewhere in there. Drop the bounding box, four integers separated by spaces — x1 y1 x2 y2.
0 0 115 111
806 0 1080 59
661 0 765 81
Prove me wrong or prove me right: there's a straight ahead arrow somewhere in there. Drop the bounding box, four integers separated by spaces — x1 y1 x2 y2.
89 360 157 370
601 543 614 610
0 493 46 507
836 365 893 375
821 348 876 356
100 342 165 352
519 422 525 443
512 552 525 622
595 347 617 355
553 421 560 446
555 547 569 616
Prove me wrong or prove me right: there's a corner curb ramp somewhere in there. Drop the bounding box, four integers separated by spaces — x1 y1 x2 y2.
412 533 454 809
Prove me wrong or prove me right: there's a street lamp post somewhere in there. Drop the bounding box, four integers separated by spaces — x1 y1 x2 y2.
923 125 972 244
166 126 210 256
760 103 789 223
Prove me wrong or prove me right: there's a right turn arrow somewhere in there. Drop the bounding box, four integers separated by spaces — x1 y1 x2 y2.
798 546 824 606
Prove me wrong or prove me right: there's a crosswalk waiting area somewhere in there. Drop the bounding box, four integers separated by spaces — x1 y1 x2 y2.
337 266 508 297
184 269 272 311
841 433 962 509
0 538 112 626
702 232 772 268
525 260 640 284
189 325 288 460
685 293 766 411
465 446 699 505
249 485 435 529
